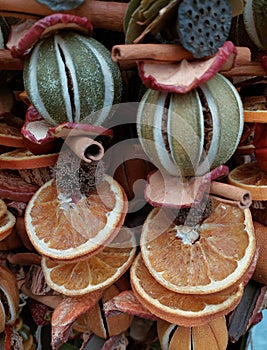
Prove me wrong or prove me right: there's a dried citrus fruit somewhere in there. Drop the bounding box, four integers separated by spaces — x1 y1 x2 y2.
0 117 24 148
130 253 244 327
0 199 7 219
0 149 59 169
25 175 128 260
0 210 16 241
251 221 267 285
41 227 136 296
140 198 255 294
228 161 267 201
157 316 228 350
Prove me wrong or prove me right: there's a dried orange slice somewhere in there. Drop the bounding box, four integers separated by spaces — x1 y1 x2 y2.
131 253 244 327
0 199 7 219
0 210 16 241
0 118 24 148
0 149 59 169
228 161 267 201
41 227 136 296
130 253 244 327
25 175 128 260
140 198 255 294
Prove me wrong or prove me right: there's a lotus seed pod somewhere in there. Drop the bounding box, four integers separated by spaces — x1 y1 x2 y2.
23 32 122 126
177 0 232 58
137 74 243 177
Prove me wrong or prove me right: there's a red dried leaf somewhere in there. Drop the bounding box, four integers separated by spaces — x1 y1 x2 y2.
103 290 158 321
7 13 93 58
51 290 103 350
145 165 229 208
137 41 237 94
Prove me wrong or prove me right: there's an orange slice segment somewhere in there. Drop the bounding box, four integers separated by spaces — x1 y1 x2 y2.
0 149 59 169
0 210 16 241
0 116 24 148
130 253 244 327
228 161 267 201
41 227 136 296
25 175 128 260
140 198 255 294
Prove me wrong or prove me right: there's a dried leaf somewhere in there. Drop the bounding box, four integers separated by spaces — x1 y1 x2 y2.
37 0 84 11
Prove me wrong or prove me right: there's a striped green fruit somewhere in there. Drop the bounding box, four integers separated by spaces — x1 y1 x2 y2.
243 0 267 50
137 74 243 177
23 32 122 126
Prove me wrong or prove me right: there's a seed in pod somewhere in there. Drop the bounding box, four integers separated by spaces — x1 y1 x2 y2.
136 73 243 177
23 32 122 126
176 0 232 58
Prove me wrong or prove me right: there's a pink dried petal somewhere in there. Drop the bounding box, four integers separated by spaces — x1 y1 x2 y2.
103 290 158 321
22 105 113 144
145 165 229 208
51 290 103 350
7 13 93 58
137 41 237 94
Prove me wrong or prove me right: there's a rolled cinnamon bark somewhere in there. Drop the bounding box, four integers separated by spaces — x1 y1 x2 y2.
210 181 252 209
111 44 194 63
65 136 105 163
0 0 127 32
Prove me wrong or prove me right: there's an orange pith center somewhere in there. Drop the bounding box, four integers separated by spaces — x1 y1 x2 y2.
30 180 116 250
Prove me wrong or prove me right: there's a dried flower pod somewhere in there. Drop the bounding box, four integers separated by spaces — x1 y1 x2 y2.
176 0 232 58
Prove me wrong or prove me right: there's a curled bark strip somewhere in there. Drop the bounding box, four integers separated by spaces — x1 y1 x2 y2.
7 252 41 266
65 136 105 163
0 0 126 32
210 182 252 209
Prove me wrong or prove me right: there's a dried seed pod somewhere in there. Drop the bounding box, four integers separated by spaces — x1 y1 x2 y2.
176 0 232 58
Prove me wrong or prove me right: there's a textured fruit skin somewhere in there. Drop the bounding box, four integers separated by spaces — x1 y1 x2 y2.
137 74 243 177
23 33 122 126
243 0 267 50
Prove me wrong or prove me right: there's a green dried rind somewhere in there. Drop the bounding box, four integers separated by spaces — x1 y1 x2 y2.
24 33 122 126
137 89 178 175
168 91 204 177
137 75 243 177
243 0 267 50
203 74 243 170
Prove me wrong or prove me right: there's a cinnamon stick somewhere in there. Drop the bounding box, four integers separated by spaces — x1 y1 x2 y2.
111 44 194 63
244 110 267 123
210 181 252 209
65 136 105 163
0 0 127 32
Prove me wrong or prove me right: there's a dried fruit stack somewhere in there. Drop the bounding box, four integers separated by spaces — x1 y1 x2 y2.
0 0 266 349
